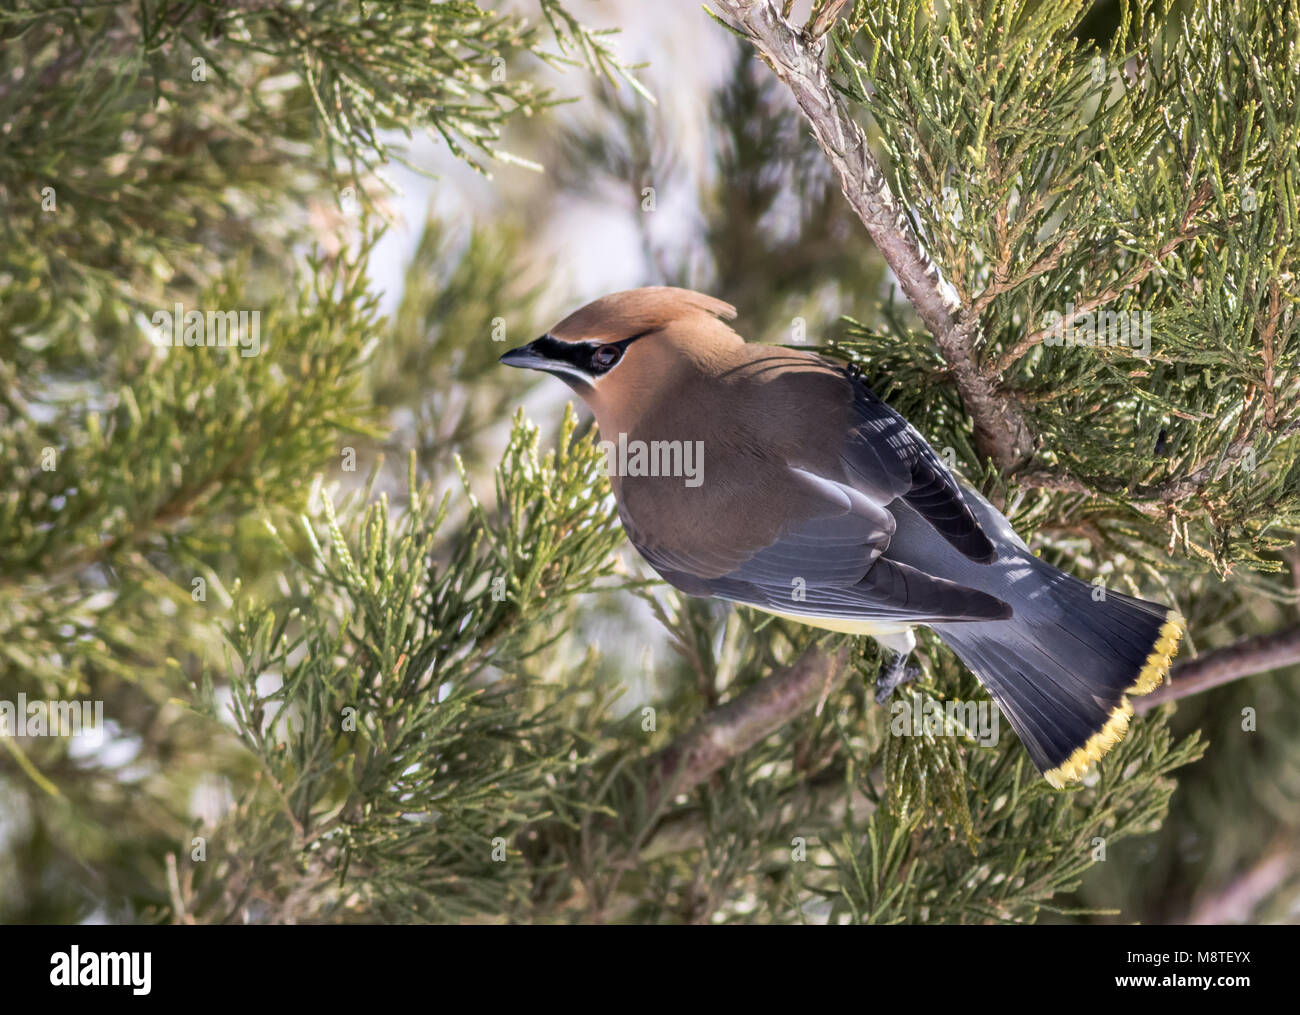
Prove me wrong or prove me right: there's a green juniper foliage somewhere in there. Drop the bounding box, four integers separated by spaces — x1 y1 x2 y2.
830 0 1299 567
205 414 624 922
1 0 1297 924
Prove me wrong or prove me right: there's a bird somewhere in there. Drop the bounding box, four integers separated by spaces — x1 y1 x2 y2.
499 286 1185 787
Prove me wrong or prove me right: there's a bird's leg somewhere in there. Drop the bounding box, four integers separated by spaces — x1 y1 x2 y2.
875 653 923 703
872 629 921 704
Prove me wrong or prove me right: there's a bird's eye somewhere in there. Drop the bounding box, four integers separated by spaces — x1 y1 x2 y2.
592 344 622 368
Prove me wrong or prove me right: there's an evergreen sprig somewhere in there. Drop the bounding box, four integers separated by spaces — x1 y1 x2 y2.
186 410 622 921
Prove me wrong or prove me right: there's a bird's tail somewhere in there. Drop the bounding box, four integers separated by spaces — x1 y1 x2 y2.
932 562 1184 787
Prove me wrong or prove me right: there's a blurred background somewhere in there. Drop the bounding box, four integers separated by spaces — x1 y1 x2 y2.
2 0 1297 923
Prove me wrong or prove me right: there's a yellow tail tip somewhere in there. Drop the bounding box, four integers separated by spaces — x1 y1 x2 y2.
1044 699 1134 788
1126 610 1186 696
1044 609 1186 789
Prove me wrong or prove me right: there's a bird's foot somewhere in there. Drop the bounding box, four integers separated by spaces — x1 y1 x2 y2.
874 652 922 704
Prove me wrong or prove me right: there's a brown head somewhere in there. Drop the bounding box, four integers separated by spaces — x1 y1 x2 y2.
499 287 742 435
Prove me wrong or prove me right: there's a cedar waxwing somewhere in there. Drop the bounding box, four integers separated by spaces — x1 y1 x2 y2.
500 287 1185 787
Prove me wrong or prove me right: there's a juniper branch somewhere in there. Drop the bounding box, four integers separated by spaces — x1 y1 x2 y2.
711 0 1034 471
646 643 852 810
1135 624 1300 714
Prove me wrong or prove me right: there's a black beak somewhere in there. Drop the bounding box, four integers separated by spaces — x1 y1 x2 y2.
496 343 538 369
499 340 548 371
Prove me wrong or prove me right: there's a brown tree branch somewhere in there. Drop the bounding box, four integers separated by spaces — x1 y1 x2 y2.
646 643 852 810
807 0 851 41
1184 842 1296 925
712 0 1033 472
1135 624 1300 715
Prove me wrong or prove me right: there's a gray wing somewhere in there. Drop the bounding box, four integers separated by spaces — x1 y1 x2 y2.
839 371 998 565
625 467 1010 625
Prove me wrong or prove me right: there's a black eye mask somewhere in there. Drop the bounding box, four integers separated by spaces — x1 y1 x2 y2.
531 331 650 378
